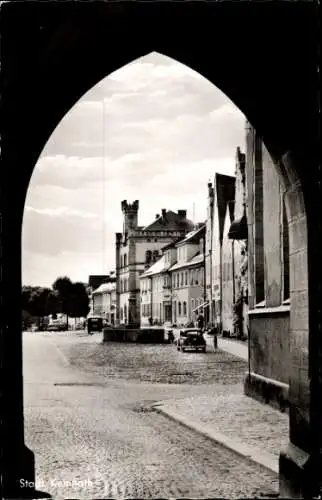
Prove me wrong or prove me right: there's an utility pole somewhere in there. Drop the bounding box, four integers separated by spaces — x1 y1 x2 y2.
102 98 106 274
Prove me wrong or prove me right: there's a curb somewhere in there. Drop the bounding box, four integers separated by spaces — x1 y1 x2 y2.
152 402 278 475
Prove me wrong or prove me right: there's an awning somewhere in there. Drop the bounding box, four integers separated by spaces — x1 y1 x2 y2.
228 213 248 240
192 301 209 313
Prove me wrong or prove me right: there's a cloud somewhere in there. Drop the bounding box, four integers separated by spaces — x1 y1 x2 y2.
22 205 103 257
22 250 110 288
23 52 245 286
24 206 98 219
42 51 238 159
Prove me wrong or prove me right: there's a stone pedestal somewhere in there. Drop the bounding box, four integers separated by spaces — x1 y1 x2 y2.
279 443 320 499
103 327 165 343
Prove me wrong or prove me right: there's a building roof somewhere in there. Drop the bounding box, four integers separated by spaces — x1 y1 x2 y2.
160 237 183 252
169 252 204 271
175 224 206 247
214 173 236 244
140 255 172 278
88 274 116 291
92 282 116 295
143 210 194 232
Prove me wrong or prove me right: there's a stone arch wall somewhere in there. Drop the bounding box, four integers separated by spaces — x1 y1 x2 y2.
0 2 319 498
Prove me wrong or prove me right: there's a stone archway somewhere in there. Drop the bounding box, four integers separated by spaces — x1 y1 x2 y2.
0 2 320 498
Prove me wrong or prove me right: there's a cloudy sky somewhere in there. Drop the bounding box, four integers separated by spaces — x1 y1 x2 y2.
22 52 245 287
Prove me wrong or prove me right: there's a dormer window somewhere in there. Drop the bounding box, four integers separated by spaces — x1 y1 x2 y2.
146 250 152 263
152 250 159 262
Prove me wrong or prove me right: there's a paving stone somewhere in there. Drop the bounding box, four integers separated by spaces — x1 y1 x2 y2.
24 331 283 499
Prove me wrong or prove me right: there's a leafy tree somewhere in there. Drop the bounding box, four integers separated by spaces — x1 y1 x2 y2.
22 285 60 326
52 276 73 326
22 277 89 330
52 276 89 325
69 282 90 319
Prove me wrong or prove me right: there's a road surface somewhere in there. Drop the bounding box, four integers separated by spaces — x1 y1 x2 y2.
23 331 278 499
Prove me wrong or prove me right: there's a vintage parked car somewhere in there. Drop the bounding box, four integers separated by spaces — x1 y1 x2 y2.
87 316 103 335
177 328 206 353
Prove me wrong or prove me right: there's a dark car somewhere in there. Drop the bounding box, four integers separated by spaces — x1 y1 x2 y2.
87 316 103 335
177 328 206 353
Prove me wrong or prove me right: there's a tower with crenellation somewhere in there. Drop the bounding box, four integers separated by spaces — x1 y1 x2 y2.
115 200 194 326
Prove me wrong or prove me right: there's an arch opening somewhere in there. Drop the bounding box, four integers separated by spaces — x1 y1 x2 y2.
1 3 319 498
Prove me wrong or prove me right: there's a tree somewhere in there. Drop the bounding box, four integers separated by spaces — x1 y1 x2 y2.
52 276 73 326
69 282 90 319
22 286 59 328
52 276 90 325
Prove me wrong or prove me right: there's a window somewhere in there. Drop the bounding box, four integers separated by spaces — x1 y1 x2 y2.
178 302 182 315
153 250 159 262
190 271 194 285
195 269 199 285
183 301 187 316
185 271 188 286
180 272 183 286
191 298 195 311
146 250 152 263
176 274 179 288
124 254 127 267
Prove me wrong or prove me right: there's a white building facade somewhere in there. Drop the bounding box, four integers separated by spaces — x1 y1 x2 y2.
91 282 117 324
139 225 206 328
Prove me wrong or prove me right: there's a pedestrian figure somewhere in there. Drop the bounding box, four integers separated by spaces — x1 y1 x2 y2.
214 330 218 351
208 325 218 351
197 313 204 331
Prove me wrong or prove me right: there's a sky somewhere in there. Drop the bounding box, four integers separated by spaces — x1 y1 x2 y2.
22 52 245 288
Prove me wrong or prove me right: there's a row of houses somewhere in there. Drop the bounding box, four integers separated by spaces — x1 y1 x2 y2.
89 118 291 409
140 224 206 328
111 147 249 336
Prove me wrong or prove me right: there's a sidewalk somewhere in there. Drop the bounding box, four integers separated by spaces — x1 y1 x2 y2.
212 335 248 360
153 333 289 475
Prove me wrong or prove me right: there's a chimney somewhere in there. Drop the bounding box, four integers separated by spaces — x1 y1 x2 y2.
161 209 167 218
177 210 187 219
155 214 160 219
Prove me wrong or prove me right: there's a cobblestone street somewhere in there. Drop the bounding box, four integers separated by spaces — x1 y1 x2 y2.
24 331 279 499
61 331 248 385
